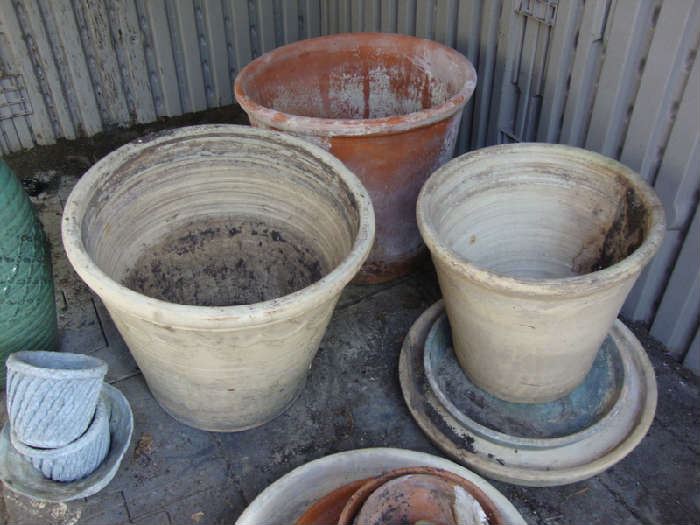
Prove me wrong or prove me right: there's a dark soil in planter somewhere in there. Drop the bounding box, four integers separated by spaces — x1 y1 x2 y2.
124 217 326 306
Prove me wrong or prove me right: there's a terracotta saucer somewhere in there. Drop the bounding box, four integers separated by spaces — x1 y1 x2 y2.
235 448 526 524
338 466 502 525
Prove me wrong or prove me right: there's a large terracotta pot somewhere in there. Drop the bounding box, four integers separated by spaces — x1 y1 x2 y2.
62 125 374 431
235 33 477 283
417 144 665 403
0 160 57 386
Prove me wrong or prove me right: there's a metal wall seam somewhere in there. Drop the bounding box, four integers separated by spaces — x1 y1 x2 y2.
281 0 299 44
1 1 66 145
196 0 231 108
623 24 700 323
684 329 700 374
650 207 700 358
380 0 398 34
584 0 658 158
254 0 276 53
42 0 102 136
225 0 253 72
136 0 182 117
108 0 157 123
364 0 381 32
454 0 482 153
536 0 584 144
485 0 523 145
559 0 611 147
73 0 130 126
415 0 435 40
470 0 502 150
396 0 417 35
300 0 321 38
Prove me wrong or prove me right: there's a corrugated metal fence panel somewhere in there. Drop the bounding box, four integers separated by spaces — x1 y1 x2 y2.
322 0 700 366
0 0 303 140
0 0 698 366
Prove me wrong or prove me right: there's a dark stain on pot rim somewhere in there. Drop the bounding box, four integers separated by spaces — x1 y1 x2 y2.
587 183 648 273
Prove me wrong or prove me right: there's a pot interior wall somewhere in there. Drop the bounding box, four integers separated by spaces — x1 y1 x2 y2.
80 134 360 306
428 169 650 279
240 35 468 120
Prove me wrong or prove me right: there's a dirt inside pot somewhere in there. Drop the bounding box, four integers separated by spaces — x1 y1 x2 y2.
123 217 326 306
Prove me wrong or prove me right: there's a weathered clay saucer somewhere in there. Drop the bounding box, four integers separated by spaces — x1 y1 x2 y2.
235 448 526 524
0 383 133 502
399 301 657 487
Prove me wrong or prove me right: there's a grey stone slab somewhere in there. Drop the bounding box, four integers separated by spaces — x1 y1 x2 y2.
3 490 83 525
597 424 700 525
106 376 227 521
69 491 130 525
123 458 229 521
495 479 645 525
129 511 171 525
161 482 244 525
647 348 700 456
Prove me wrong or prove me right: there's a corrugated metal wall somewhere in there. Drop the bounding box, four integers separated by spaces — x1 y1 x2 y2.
0 0 698 371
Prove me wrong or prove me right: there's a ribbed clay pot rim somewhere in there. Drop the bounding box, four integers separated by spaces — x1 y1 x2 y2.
234 33 477 137
337 466 503 525
10 398 108 459
417 143 666 299
61 125 375 330
6 351 107 381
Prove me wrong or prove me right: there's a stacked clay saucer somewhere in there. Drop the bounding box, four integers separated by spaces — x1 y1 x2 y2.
5 351 109 482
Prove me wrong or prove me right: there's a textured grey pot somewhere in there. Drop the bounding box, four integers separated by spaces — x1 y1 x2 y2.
6 351 108 448
11 398 110 482
0 384 133 502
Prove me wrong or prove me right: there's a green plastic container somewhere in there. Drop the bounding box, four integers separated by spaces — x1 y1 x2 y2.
0 160 57 385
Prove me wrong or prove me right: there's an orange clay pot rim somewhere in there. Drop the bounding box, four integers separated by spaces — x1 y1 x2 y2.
234 33 477 137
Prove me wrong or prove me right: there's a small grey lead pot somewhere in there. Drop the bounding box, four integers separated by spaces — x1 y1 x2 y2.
6 351 107 448
11 398 110 482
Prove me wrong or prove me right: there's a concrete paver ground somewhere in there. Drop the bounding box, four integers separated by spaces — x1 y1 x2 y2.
1 112 698 525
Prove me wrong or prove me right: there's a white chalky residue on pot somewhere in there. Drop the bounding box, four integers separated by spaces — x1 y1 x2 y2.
328 70 365 118
268 59 451 121
367 65 421 118
453 485 490 525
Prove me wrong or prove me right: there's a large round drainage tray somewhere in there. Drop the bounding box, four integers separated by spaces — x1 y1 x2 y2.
399 301 657 487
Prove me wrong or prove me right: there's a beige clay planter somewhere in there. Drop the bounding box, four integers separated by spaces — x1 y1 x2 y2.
62 125 374 431
417 143 665 403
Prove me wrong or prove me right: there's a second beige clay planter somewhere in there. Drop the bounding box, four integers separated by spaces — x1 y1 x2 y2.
417 143 665 403
62 125 374 431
